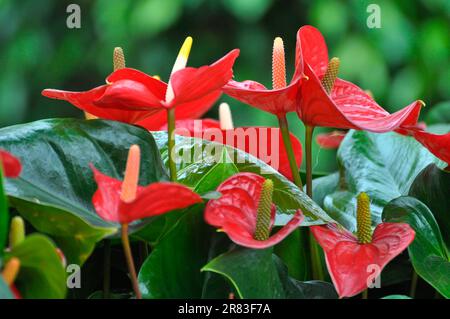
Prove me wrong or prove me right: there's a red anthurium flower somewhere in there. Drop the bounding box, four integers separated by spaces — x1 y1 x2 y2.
204 172 303 248
91 145 202 224
400 126 450 169
42 38 239 130
223 37 304 117
0 149 22 178
296 25 423 132
311 193 415 298
316 130 346 149
161 104 303 181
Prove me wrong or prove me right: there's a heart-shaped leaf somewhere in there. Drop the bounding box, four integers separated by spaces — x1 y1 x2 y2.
382 196 450 298
0 119 168 264
4 234 67 299
202 247 337 299
138 154 238 299
324 130 444 232
409 164 450 250
151 131 333 226
138 206 224 298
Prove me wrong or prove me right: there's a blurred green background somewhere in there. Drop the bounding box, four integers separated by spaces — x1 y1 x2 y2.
0 0 449 173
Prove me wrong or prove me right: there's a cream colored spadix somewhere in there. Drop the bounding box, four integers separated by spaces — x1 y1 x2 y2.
219 102 234 130
165 37 193 104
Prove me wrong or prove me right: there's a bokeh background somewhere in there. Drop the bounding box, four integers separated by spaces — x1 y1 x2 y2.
1 0 449 173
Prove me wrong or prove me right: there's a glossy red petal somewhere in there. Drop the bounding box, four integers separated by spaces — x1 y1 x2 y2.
163 123 302 181
42 87 152 123
169 50 239 106
0 150 22 178
136 90 221 130
402 128 450 166
316 131 346 149
205 172 303 249
91 166 123 223
94 79 164 111
223 79 300 116
103 68 167 109
311 223 415 298
296 25 329 76
297 65 423 132
91 165 201 224
119 182 202 224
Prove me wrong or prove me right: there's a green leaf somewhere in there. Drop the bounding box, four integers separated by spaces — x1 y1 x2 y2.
138 206 221 298
324 130 444 232
0 119 168 264
382 295 412 299
0 166 8 260
273 228 310 281
409 164 450 250
202 248 337 299
0 276 13 299
312 172 340 208
152 131 333 226
4 234 67 299
383 196 450 298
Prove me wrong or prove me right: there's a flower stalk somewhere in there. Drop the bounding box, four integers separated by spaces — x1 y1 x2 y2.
272 37 303 189
120 145 142 299
166 37 193 182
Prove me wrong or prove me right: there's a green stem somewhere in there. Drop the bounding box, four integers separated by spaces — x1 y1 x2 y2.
305 125 325 281
278 115 303 190
410 270 418 298
167 108 177 182
121 224 142 299
305 125 314 198
362 289 368 299
138 241 149 267
103 239 111 299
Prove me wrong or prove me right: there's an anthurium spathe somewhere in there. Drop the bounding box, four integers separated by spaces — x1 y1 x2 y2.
296 25 423 132
310 192 415 298
42 40 239 131
91 146 202 224
316 131 346 149
0 149 22 178
223 37 304 188
223 37 303 116
161 103 303 181
402 127 450 169
204 172 304 248
91 144 201 299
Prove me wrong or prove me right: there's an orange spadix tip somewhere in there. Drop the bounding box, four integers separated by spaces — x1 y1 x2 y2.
2 257 20 285
272 37 286 89
121 145 141 203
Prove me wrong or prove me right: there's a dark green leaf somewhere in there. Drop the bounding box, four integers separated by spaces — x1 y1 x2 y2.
0 119 168 264
325 130 444 231
5 234 67 299
202 248 337 299
409 164 450 250
138 206 217 298
383 196 450 298
152 131 333 226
